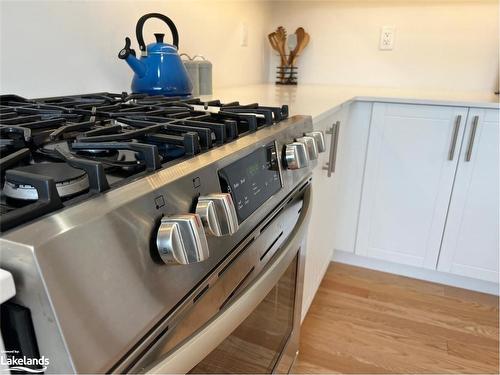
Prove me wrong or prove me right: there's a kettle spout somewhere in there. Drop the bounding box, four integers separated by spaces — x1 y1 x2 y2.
125 54 146 78
118 37 146 78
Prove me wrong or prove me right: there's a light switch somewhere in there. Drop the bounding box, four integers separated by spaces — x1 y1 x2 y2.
379 26 395 51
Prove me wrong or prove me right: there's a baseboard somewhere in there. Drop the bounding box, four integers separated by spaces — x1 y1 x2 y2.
332 250 499 296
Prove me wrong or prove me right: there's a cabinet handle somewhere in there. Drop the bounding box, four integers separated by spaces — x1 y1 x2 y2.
331 121 341 173
323 121 340 177
448 115 461 160
465 116 479 162
322 123 334 177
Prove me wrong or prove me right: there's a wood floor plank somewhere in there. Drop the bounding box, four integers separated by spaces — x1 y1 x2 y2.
313 286 499 343
292 262 499 374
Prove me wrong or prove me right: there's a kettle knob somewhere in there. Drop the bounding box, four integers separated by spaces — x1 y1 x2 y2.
118 37 136 60
154 33 165 43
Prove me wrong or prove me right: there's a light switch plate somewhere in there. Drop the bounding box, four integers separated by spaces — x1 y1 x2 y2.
379 26 395 50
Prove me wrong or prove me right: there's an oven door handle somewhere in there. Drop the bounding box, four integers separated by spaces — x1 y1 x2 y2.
146 185 312 374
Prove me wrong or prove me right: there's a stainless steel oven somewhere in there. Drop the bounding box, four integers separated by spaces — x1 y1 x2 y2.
129 182 311 374
0 111 320 374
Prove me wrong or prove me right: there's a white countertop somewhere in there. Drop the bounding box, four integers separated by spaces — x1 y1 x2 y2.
206 84 499 122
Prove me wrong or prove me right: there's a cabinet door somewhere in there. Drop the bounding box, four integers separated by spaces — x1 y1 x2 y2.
438 108 499 282
302 106 348 319
356 103 468 269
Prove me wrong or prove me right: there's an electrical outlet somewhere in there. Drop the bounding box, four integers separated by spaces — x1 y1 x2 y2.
379 26 395 50
240 23 248 47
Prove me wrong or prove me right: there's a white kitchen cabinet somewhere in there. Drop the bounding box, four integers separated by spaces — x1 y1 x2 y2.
303 102 372 318
356 103 469 269
330 102 373 255
303 107 347 319
437 108 499 283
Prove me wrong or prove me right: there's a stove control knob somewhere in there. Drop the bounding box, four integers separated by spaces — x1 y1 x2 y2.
156 214 209 265
305 131 326 153
296 136 319 160
196 193 239 236
284 142 310 170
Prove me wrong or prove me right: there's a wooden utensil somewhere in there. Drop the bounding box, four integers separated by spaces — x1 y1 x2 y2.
275 26 288 67
268 26 288 70
288 27 303 66
267 33 280 54
275 26 288 82
268 31 287 67
276 26 287 45
289 27 310 66
287 34 297 56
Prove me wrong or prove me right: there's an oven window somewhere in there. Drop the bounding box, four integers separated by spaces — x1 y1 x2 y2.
189 254 298 374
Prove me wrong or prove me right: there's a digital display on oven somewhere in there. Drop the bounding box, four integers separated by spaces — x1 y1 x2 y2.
219 142 282 223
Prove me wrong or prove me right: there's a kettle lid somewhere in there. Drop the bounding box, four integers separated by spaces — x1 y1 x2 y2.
147 33 178 54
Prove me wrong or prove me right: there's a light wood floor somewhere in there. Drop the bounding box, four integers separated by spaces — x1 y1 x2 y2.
292 262 499 374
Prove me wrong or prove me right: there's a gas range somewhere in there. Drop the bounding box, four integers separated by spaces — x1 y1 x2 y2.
0 91 324 374
0 92 289 232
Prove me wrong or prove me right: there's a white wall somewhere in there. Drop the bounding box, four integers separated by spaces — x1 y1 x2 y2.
0 0 272 97
268 0 499 92
1 1 498 96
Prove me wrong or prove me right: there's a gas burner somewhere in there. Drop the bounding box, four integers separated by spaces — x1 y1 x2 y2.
3 163 89 201
75 148 120 158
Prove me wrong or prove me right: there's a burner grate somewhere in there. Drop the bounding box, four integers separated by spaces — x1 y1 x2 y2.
0 91 289 231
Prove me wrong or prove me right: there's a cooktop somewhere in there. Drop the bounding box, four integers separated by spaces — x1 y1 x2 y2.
0 92 289 232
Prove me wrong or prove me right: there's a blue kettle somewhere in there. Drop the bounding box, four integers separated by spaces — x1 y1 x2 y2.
118 13 193 97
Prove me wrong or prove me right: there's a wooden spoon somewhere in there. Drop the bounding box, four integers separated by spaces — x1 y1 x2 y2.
288 27 303 66
289 27 310 66
287 33 298 57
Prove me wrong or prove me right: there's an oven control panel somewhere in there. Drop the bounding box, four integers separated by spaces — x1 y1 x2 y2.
218 142 282 224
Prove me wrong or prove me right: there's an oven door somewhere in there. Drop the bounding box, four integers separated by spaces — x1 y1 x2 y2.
132 185 311 374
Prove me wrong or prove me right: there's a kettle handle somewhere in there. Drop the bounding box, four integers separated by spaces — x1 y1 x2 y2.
136 13 179 54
